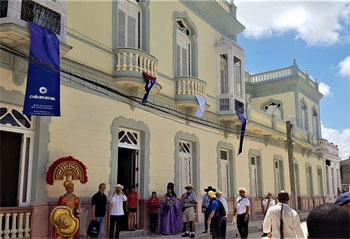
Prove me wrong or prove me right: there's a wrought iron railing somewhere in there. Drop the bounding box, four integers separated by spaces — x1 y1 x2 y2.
21 0 61 34
0 0 8 18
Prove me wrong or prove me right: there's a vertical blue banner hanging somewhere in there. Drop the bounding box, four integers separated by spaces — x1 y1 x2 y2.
23 22 60 116
237 111 246 155
142 72 156 104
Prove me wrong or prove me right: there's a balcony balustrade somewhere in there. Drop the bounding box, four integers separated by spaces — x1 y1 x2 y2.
175 76 206 108
0 207 32 239
113 47 161 94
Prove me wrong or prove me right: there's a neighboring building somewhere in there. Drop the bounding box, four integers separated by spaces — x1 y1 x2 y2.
324 142 341 202
340 157 350 192
0 0 328 238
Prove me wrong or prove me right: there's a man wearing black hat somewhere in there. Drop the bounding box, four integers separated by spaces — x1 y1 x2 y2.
202 186 216 233
263 191 304 239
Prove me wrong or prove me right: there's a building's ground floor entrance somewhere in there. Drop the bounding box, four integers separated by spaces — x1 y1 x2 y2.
117 127 141 230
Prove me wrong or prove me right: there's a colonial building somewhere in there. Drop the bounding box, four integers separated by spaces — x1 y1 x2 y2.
0 0 328 238
324 142 341 202
340 157 350 192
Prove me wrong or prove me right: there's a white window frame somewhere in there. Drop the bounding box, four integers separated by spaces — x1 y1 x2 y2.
117 0 141 48
250 156 258 197
220 54 229 94
0 104 34 206
176 22 191 77
118 127 140 150
274 160 282 194
220 149 230 197
234 56 242 98
179 140 192 195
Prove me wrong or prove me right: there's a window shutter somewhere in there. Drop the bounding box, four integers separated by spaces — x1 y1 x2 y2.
176 44 181 76
182 47 188 76
127 15 136 48
118 10 126 47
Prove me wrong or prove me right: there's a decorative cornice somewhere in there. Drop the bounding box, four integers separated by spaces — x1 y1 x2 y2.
179 0 245 40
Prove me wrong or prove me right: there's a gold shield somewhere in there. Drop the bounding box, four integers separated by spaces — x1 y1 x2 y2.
50 206 79 238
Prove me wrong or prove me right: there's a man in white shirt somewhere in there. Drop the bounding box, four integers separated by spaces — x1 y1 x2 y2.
261 192 275 236
233 187 250 239
263 191 304 239
216 191 228 238
109 184 127 239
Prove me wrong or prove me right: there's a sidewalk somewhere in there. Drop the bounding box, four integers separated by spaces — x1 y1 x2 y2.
120 212 309 238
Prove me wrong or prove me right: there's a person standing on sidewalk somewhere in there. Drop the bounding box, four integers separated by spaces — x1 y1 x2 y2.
181 184 197 238
261 192 275 236
207 191 222 238
216 191 228 238
202 186 215 234
126 186 138 231
109 184 127 239
147 191 160 236
233 187 250 239
263 191 304 239
91 183 107 238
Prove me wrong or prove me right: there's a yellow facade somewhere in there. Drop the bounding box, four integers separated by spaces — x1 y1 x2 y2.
0 2 327 233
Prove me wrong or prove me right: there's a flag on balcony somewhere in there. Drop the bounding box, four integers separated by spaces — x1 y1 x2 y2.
23 22 60 116
237 111 246 155
142 72 156 104
195 95 206 117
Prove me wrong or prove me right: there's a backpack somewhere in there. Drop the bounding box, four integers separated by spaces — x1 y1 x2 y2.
87 220 100 237
210 198 226 217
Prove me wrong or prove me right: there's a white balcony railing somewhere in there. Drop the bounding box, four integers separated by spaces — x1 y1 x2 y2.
248 67 293 83
115 48 158 77
0 209 32 239
175 76 206 97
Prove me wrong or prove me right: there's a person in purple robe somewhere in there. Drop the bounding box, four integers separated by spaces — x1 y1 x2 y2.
157 182 183 234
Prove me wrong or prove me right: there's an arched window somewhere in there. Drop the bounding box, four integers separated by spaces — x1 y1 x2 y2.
176 19 191 76
265 103 282 119
312 108 319 138
300 100 308 131
117 0 141 48
261 99 283 120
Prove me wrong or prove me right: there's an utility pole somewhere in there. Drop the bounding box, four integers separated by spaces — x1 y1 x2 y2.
286 121 297 209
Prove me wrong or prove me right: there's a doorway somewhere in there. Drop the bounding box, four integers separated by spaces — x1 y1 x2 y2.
0 131 22 207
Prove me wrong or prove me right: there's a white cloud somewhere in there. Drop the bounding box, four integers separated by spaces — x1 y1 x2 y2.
319 82 331 96
235 0 348 46
338 56 350 77
322 124 350 159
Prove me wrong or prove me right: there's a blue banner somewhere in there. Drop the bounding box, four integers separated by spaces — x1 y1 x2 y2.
237 111 246 155
23 22 60 116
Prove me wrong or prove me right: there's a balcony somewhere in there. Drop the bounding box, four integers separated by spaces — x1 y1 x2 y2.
113 48 161 94
317 139 328 155
0 0 71 56
0 206 32 238
175 76 206 108
217 97 244 123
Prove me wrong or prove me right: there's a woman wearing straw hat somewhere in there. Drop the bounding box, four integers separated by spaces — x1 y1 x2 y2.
109 184 127 239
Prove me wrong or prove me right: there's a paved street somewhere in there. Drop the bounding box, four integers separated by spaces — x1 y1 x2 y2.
140 222 308 239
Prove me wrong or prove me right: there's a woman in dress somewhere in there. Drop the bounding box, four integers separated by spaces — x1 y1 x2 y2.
157 182 183 234
126 186 138 231
52 180 80 239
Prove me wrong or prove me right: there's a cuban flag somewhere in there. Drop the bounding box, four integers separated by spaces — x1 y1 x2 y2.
142 72 156 104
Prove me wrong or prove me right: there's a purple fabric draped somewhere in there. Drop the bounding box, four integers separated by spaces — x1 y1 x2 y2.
157 198 183 234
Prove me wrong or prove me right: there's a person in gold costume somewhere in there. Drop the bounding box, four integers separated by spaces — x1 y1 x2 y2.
53 180 80 239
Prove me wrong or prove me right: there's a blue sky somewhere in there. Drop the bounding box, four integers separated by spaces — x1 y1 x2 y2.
235 0 350 158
